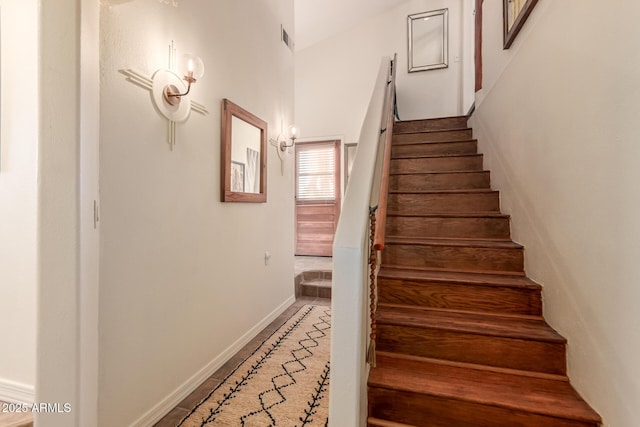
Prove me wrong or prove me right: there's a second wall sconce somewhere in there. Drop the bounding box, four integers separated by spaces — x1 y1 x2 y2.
278 124 298 152
270 122 300 174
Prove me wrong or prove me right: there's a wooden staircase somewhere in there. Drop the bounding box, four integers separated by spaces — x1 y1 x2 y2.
367 117 601 426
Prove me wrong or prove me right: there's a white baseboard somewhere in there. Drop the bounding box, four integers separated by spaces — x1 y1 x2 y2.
129 295 296 427
0 378 35 405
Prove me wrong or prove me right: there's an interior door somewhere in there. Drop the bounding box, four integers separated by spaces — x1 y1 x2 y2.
295 140 341 257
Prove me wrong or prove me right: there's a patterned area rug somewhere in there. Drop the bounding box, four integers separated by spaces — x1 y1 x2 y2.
178 305 331 426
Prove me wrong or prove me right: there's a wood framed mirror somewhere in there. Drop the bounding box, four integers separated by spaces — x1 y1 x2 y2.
221 99 267 202
503 0 539 49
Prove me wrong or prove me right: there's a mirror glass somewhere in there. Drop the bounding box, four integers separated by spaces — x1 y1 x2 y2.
231 116 261 193
221 99 267 202
408 9 448 73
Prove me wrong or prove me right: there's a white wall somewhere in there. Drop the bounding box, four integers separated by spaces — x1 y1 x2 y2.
36 1 83 425
79 0 101 424
470 1 640 426
99 0 295 425
0 0 38 403
296 0 470 144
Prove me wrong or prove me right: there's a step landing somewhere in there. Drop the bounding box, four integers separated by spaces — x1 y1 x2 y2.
295 270 332 299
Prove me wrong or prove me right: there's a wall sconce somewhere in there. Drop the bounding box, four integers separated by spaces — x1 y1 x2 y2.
151 53 205 123
278 124 299 151
120 42 208 150
270 122 300 175
270 123 300 154
162 54 204 106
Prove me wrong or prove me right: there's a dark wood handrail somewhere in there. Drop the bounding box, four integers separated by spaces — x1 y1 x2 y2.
373 54 398 251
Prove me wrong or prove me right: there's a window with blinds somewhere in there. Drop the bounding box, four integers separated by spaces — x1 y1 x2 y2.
296 144 336 201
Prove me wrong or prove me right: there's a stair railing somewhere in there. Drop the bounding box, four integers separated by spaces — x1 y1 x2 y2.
373 53 398 252
368 53 397 368
329 54 397 427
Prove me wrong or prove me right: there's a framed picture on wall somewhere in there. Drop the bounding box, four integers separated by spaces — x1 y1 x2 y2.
230 161 245 193
503 0 540 49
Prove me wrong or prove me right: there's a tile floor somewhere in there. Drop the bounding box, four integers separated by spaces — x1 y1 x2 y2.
153 297 331 427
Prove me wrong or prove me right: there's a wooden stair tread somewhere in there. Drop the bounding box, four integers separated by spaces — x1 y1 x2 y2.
387 212 509 219
375 351 566 381
393 127 472 135
369 353 601 423
375 304 564 343
391 140 479 151
388 188 496 195
387 235 512 244
384 236 523 249
367 417 416 427
387 210 503 216
391 169 487 176
391 152 480 160
391 138 477 145
389 170 486 175
393 115 469 133
378 267 541 289
389 187 493 194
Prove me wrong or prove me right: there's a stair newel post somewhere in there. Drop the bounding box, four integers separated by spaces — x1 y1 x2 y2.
368 206 378 367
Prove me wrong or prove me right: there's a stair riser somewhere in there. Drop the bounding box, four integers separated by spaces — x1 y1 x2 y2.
389 171 490 191
392 141 477 157
386 216 510 240
299 284 332 299
390 156 483 173
388 192 500 214
393 129 473 144
368 388 595 427
378 278 542 316
394 116 468 133
382 243 524 274
376 324 566 375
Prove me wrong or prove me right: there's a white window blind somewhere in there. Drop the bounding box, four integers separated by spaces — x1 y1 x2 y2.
296 145 336 201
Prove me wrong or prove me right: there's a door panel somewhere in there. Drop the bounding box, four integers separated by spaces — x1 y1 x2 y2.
295 141 341 256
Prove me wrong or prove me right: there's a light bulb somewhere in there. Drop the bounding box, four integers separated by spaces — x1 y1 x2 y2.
178 53 205 80
288 124 298 140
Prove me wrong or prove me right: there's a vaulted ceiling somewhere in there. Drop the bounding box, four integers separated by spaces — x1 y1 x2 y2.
294 0 406 51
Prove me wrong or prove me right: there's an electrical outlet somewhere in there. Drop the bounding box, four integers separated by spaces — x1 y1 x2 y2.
265 251 271 266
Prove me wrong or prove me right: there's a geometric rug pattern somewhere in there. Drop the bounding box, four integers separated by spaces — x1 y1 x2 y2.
177 305 331 426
